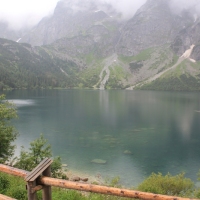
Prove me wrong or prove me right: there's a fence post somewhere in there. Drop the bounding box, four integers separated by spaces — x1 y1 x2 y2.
42 166 52 200
25 158 53 200
27 181 37 200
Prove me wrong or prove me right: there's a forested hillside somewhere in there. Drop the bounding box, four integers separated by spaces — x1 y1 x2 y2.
0 38 79 90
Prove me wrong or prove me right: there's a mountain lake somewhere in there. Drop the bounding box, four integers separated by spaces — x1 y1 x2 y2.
3 89 200 187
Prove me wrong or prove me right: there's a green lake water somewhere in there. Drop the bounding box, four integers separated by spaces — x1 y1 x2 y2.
4 89 200 187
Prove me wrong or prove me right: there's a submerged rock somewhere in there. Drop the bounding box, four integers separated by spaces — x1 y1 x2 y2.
91 159 107 164
81 178 89 182
124 150 132 155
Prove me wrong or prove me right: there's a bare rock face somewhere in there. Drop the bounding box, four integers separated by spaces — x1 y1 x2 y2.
191 45 200 61
115 0 190 56
172 19 200 61
18 0 200 60
50 24 119 59
20 1 116 46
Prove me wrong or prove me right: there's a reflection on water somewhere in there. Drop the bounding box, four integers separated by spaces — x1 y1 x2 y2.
8 99 35 107
4 89 200 187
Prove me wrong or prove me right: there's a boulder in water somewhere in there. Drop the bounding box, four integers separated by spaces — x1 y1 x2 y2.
124 150 132 155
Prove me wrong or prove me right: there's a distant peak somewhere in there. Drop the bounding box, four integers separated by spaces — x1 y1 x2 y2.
145 0 169 7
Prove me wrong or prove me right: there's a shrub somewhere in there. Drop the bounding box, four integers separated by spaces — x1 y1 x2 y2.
52 189 87 200
0 173 10 193
137 172 194 197
8 185 27 200
0 95 18 163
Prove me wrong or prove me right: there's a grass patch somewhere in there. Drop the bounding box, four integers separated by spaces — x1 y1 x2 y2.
106 65 128 89
78 65 103 88
119 48 154 64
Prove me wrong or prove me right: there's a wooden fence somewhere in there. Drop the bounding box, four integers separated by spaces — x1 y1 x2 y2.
0 158 199 200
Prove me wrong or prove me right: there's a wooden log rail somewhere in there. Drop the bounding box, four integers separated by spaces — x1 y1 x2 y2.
0 164 199 200
0 194 16 200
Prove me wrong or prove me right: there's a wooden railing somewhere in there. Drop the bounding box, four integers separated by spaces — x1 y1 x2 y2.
0 194 16 200
0 159 199 200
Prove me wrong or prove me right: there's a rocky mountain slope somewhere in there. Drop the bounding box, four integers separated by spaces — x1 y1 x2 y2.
1 0 200 91
20 0 121 47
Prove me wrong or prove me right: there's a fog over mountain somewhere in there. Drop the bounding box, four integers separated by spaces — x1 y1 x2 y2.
0 0 58 30
59 0 147 19
1 0 200 31
169 0 200 15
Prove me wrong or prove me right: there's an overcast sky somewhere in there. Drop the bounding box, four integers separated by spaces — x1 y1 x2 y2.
0 0 200 30
169 0 200 14
0 0 59 29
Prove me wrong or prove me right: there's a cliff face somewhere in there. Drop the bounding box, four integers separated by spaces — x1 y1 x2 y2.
9 0 200 60
20 1 121 47
172 18 200 61
115 0 193 56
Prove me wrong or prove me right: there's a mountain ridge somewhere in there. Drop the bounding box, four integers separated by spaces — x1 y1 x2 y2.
1 0 200 91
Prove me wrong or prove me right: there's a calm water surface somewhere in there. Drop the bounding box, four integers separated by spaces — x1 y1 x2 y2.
4 89 200 187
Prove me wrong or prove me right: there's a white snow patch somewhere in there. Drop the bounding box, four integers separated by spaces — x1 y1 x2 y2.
16 38 21 42
189 58 196 63
180 44 195 59
194 14 198 22
60 67 68 76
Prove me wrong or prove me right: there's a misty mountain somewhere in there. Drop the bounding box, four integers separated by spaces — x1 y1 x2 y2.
116 0 193 56
1 0 200 91
20 0 121 46
0 21 27 42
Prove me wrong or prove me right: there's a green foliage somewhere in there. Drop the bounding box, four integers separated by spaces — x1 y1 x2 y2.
14 134 66 179
119 48 154 64
0 95 18 163
8 185 27 200
0 173 10 193
133 48 153 62
137 172 194 197
106 66 127 89
52 189 87 200
195 188 200 199
0 172 27 200
51 156 67 179
87 193 130 200
104 176 121 188
78 65 103 88
140 74 200 91
14 134 51 171
0 38 80 90
29 134 52 165
129 61 143 72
